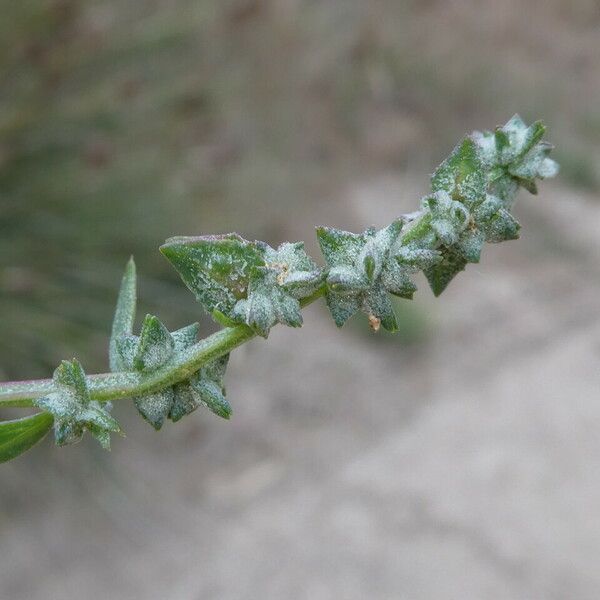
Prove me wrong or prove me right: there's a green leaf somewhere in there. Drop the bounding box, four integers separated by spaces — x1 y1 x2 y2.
169 355 231 421
264 241 316 274
316 227 366 266
160 234 265 317
80 403 121 435
362 284 398 332
498 115 545 163
399 212 436 247
53 420 84 447
327 265 368 294
0 412 53 463
431 137 486 206
171 322 200 352
358 219 404 282
81 402 122 450
133 315 174 372
488 174 520 205
422 191 470 246
163 235 323 336
395 245 441 270
520 120 546 157
190 378 232 419
169 382 200 423
264 242 325 299
494 128 510 155
109 257 137 372
382 257 420 300
457 228 485 263
482 209 521 243
508 142 556 181
54 358 89 401
190 355 231 419
196 240 322 337
115 335 138 371
325 293 362 328
116 320 196 375
279 269 325 299
134 389 175 430
424 245 468 297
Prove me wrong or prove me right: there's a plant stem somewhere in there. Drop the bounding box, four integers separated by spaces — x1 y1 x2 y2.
0 208 428 410
0 286 327 408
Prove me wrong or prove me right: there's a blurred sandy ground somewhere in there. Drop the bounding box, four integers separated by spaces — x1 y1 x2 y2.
2 1 600 599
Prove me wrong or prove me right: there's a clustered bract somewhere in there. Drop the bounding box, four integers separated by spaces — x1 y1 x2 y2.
34 359 121 449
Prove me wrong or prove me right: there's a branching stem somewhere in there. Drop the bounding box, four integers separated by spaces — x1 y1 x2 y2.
0 116 560 462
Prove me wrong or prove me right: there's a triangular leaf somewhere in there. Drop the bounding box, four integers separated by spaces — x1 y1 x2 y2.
190 379 232 420
134 315 174 372
160 234 265 316
457 228 485 263
431 138 486 206
54 358 89 401
171 322 200 352
424 245 468 296
169 382 199 423
482 209 521 243
115 335 139 371
361 284 398 332
135 389 174 430
316 227 365 266
325 291 362 328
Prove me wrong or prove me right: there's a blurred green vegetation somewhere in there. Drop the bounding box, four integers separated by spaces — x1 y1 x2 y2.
1 0 598 378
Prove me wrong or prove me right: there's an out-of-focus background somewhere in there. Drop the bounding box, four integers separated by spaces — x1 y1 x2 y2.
2 1 600 598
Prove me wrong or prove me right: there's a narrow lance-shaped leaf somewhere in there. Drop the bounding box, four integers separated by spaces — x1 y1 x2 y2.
109 257 137 372
0 412 54 463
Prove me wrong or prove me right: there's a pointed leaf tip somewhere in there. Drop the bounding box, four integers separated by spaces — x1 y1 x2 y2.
424 246 468 297
160 234 265 317
110 257 137 372
133 314 174 372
